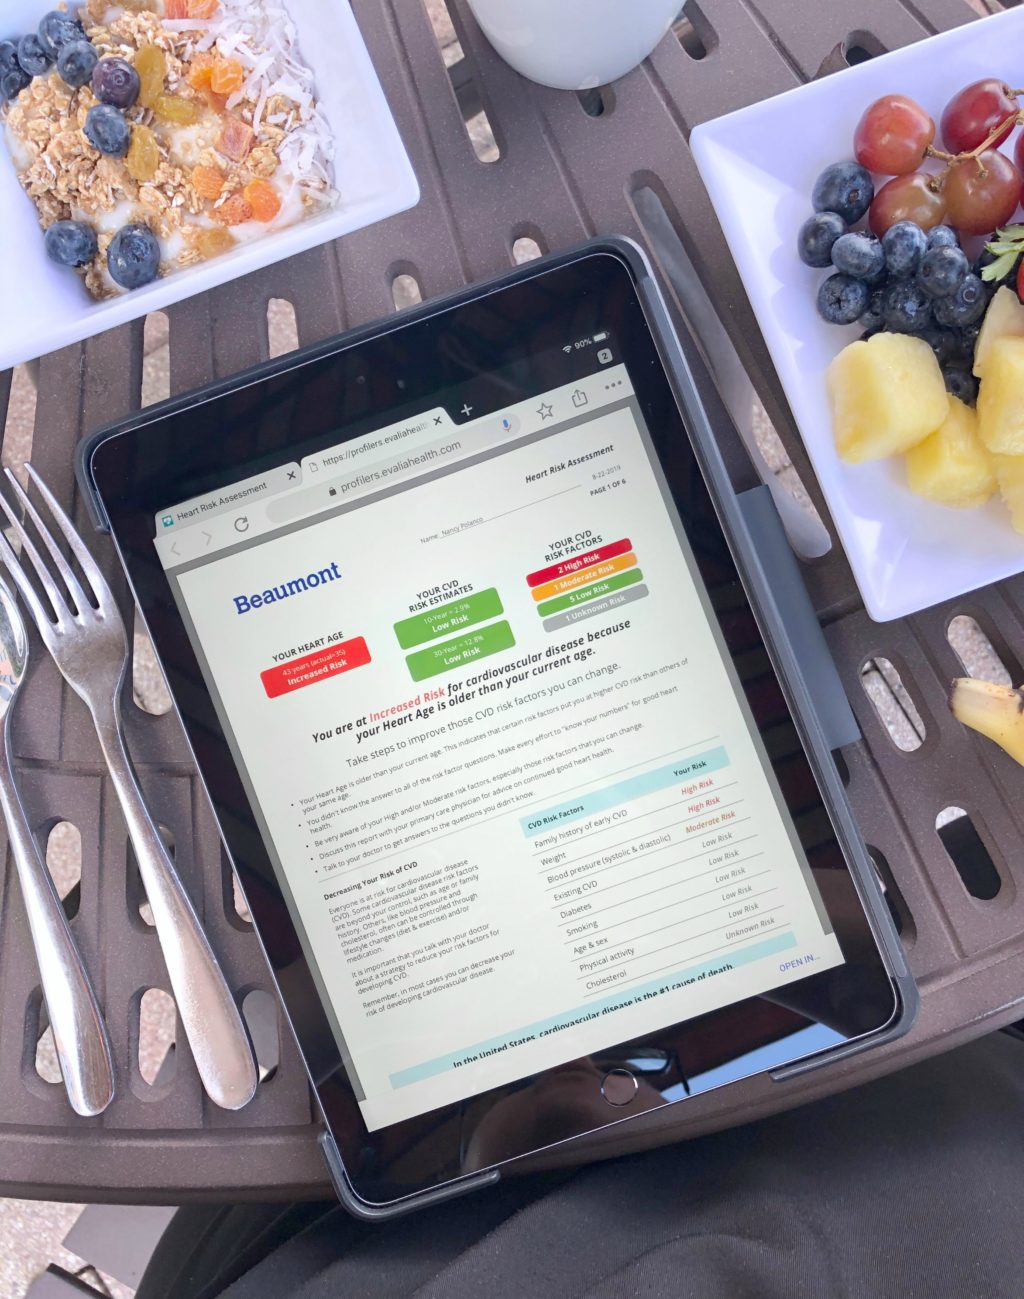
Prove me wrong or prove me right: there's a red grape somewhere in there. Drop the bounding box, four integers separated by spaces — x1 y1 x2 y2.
941 79 1019 154
1017 258 1024 301
855 94 936 175
943 150 1022 235
1015 127 1024 177
869 172 947 236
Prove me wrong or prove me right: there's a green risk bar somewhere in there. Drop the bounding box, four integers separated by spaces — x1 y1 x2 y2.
405 620 516 682
536 568 644 617
394 587 504 649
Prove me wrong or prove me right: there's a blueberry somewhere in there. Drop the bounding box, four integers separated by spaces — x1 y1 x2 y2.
957 320 983 363
831 231 885 282
107 223 160 290
37 10 84 59
919 325 958 365
933 273 987 327
917 246 969 299
44 219 97 268
84 103 130 157
859 287 888 332
927 225 959 250
91 56 139 109
0 66 31 100
817 273 870 325
56 39 96 89
17 33 53 77
0 39 18 72
943 363 979 406
883 220 928 279
812 161 874 225
884 280 932 333
798 211 847 268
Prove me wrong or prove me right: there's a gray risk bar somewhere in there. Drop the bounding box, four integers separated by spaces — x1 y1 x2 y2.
542 583 650 633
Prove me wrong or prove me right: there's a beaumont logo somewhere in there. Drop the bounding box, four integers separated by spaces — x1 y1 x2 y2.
233 561 341 615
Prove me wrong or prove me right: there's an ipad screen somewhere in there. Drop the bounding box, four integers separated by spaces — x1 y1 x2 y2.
152 347 844 1132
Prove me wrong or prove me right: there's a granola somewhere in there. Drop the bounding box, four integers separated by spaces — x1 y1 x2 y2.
1 0 336 298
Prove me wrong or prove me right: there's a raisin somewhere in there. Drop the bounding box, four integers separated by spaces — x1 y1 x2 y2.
126 124 160 182
153 93 201 125
194 226 235 259
243 178 282 222
191 163 224 200
215 192 253 225
134 44 166 109
211 57 244 96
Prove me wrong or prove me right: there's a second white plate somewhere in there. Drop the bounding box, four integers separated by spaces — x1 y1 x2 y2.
692 9 1024 621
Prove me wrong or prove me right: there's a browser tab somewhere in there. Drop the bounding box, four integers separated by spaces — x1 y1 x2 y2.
155 462 300 535
301 408 453 477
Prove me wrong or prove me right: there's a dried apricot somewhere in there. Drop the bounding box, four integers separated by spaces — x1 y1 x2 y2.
164 0 189 16
215 192 253 225
135 44 167 109
185 56 227 110
216 115 255 161
186 53 214 91
126 124 160 182
243 178 282 222
194 226 235 259
210 57 244 96
187 0 220 16
153 93 201 125
191 163 224 200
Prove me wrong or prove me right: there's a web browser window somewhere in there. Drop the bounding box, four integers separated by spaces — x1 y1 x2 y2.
155 359 844 1132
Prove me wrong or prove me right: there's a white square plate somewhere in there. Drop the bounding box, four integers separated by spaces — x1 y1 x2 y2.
0 0 419 371
691 8 1024 622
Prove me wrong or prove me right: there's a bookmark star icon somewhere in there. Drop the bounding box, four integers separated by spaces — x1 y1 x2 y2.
538 402 553 420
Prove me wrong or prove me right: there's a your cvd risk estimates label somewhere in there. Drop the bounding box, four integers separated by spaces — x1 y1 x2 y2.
394 588 504 649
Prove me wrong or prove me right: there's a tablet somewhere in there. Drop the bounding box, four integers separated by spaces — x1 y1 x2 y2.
80 239 914 1216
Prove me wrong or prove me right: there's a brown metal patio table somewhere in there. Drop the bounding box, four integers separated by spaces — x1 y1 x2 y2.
1 0 1023 1203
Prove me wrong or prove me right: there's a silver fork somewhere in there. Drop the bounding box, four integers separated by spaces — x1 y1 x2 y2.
0 576 115 1116
0 465 257 1111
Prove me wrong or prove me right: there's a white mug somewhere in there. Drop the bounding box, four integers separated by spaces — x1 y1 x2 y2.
466 0 685 91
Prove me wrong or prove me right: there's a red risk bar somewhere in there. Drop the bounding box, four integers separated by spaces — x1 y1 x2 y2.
261 637 371 698
526 537 633 588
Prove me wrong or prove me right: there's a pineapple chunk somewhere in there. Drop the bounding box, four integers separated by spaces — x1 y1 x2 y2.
993 453 1024 533
827 332 947 464
905 396 996 508
973 285 1024 378
977 337 1024 454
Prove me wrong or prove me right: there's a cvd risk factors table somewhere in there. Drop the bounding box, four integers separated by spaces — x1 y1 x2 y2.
522 746 792 998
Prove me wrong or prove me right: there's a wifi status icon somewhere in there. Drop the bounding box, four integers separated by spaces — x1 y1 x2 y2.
562 344 573 354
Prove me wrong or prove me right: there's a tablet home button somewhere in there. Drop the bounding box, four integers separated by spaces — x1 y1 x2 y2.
600 1068 639 1107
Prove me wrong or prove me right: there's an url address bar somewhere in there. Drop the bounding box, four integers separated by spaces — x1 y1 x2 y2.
267 414 521 526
